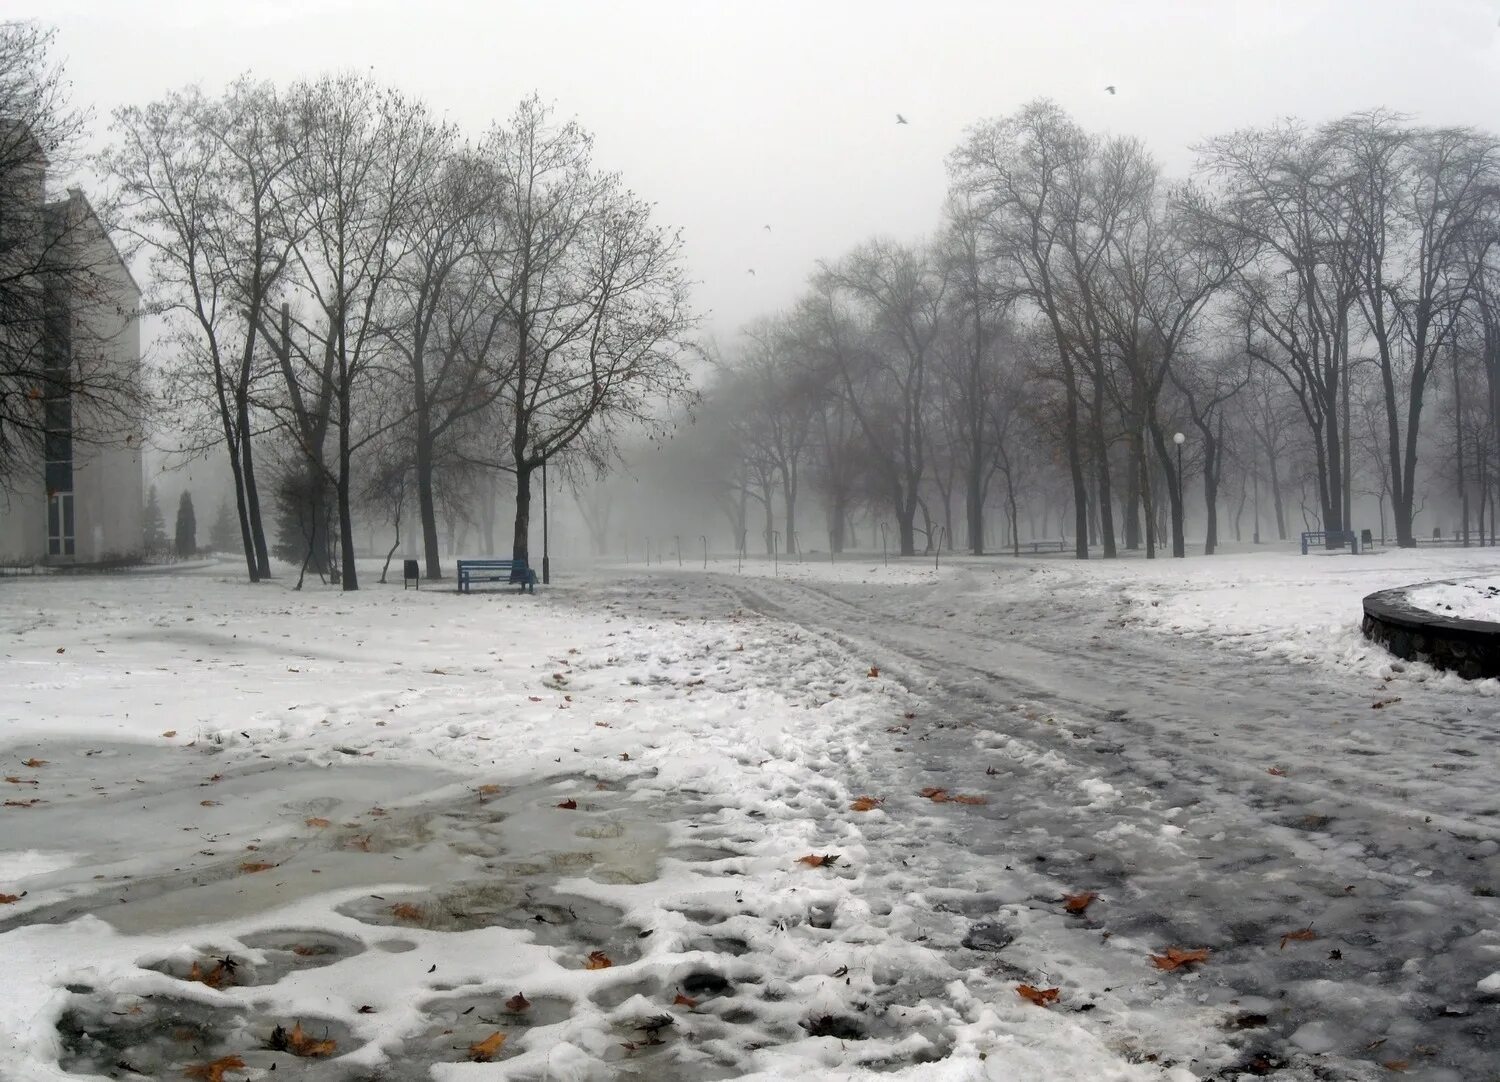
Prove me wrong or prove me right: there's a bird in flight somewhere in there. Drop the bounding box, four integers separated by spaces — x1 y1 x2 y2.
747 268 756 276
896 113 909 125
1104 85 1116 95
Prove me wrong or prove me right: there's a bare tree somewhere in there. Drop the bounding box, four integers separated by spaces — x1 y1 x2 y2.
482 97 695 569
813 239 950 556
102 78 297 581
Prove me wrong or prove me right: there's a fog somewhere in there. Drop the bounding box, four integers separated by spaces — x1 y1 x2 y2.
9 1 1500 574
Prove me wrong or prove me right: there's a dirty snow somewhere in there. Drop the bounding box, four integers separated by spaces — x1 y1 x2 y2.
2 544 1498 1081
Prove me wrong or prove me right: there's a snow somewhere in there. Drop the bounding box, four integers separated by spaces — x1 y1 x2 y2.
1405 577 1500 623
3 546 1498 1080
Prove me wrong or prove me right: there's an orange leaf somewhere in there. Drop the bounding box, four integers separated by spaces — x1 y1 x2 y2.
1383 1061 1409 1073
1150 946 1210 971
187 960 233 989
556 799 578 810
183 1054 247 1081
390 902 424 922
849 795 884 812
304 817 331 828
505 992 531 1012
796 853 840 868
673 993 698 1008
21 759 45 768
200 800 220 807
1017 984 1060 1006
238 862 275 874
469 1030 507 1062
286 1021 337 1057
1267 767 1287 777
919 787 950 802
1279 928 1317 949
952 793 989 805
0 893 21 904
477 784 502 795
291 945 320 957
584 950 613 970
1063 891 1098 914
161 730 177 738
867 666 880 678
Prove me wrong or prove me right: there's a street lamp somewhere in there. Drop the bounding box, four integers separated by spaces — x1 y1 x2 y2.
1173 432 1185 559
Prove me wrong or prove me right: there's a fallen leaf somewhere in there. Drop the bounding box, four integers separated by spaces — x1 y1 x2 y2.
919 787 950 802
469 1030 507 1062
1267 767 1287 777
187 960 234 989
673 993 698 1008
477 783 502 795
1150 946 1210 971
21 759 45 768
528 695 543 702
1383 1062 1409 1073
1279 928 1317 950
867 666 880 678
55 647 65 654
1371 697 1403 710
182 1054 247 1081
0 893 22 904
162 730 177 738
4 776 37 785
285 1021 336 1057
239 862 275 874
584 950 613 970
849 795 884 812
505 992 531 1012
390 902 424 922
291 945 320 956
304 817 331 828
796 853 841 868
952 793 989 805
556 798 578 810
1017 984 1060 1006
594 721 611 728
357 1004 375 1014
1063 891 1098 914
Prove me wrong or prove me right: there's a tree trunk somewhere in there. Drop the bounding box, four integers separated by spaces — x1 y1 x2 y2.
512 461 533 564
337 393 359 591
416 434 442 577
237 402 270 578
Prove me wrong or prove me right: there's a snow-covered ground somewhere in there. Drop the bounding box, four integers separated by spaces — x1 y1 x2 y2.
1406 577 1500 623
2 546 1498 1081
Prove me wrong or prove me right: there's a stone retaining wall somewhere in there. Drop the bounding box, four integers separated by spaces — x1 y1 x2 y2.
1361 582 1500 681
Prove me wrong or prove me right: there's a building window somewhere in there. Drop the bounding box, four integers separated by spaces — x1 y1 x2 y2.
48 491 75 556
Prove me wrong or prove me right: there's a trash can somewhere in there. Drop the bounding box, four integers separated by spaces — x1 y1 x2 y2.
403 559 420 590
1360 528 1373 549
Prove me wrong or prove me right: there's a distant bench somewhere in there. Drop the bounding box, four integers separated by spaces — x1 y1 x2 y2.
457 558 538 594
1018 539 1069 553
1300 529 1360 555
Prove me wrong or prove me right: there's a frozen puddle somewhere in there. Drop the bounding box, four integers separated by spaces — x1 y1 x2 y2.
1 744 710 1080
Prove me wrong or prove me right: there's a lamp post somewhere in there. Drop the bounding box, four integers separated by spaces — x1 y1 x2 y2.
880 522 889 567
1172 432 1185 559
701 534 708 569
772 530 780 577
674 534 681 567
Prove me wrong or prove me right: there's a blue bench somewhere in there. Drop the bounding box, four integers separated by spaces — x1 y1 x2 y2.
457 558 538 594
1300 529 1360 555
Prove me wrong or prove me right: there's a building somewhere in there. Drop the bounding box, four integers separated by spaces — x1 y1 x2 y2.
0 140 144 565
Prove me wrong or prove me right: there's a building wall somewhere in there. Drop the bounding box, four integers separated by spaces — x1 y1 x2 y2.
0 190 143 564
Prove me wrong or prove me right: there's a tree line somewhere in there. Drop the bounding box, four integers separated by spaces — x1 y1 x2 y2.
701 100 1500 558
100 75 696 587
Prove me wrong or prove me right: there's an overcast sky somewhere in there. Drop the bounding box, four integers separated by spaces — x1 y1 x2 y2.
16 0 1500 344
